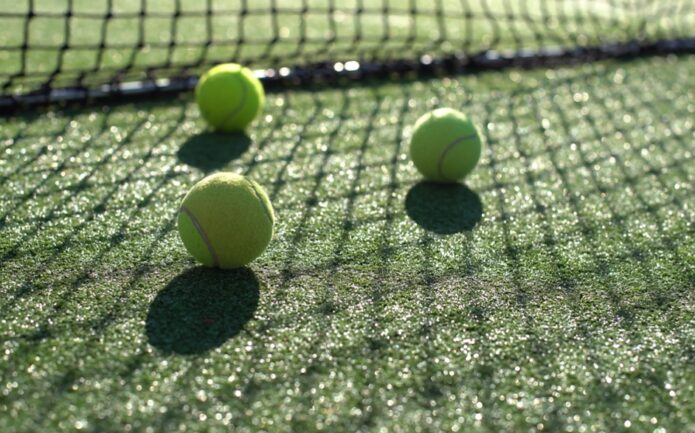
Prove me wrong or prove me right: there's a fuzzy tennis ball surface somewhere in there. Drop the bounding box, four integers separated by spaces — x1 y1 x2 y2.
178 172 274 269
196 63 265 132
409 108 482 182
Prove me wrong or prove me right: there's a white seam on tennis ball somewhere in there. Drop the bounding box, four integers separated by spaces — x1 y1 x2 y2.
217 74 249 129
180 205 220 267
244 179 273 227
437 133 479 181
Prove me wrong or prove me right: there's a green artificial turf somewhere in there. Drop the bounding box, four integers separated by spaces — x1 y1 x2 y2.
0 55 694 432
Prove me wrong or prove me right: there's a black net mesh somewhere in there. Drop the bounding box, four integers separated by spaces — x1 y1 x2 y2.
0 0 694 107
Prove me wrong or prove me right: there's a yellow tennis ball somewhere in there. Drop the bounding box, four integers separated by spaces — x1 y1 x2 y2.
409 108 482 182
195 63 265 132
178 172 274 269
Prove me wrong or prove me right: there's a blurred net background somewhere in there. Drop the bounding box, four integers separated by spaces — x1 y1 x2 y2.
1 0 694 106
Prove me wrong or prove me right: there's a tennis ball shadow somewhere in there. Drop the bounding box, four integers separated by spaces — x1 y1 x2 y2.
405 182 483 234
146 267 260 355
177 131 251 172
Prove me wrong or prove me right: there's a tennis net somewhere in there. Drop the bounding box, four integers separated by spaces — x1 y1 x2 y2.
1 0 693 108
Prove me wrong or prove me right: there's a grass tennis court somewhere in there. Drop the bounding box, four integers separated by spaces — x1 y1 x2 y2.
1 2 694 433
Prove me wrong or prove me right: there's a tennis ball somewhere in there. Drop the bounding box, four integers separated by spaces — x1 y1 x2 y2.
178 172 274 269
409 108 482 182
195 63 265 132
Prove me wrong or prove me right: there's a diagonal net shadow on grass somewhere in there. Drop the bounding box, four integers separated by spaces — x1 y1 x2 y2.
146 267 260 355
0 54 693 432
177 131 252 173
405 182 483 234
